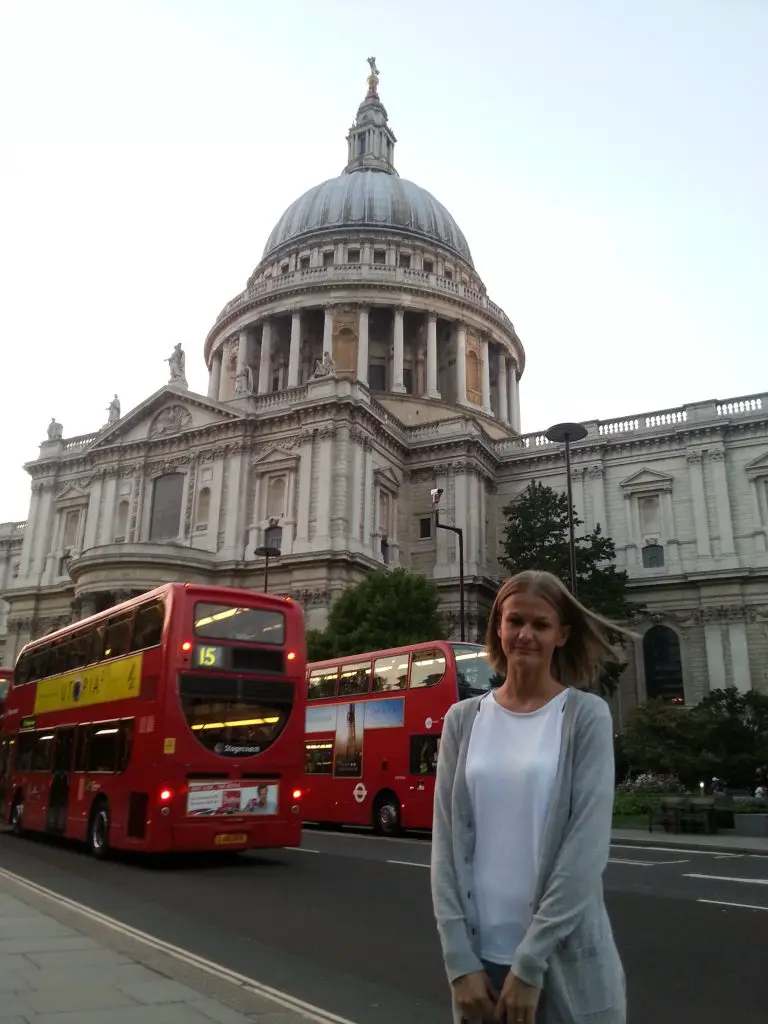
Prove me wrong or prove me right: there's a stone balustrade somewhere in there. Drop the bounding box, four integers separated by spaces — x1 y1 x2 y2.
64 433 99 451
495 392 767 457
210 263 516 345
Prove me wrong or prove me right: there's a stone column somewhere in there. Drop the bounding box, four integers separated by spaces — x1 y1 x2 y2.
236 329 249 387
623 494 637 568
323 306 334 359
426 312 440 399
293 430 314 553
356 307 370 384
288 311 301 388
331 423 349 547
208 350 223 401
704 623 727 691
686 451 711 557
456 322 468 406
728 621 752 693
258 320 273 395
18 484 42 578
749 479 767 553
315 427 334 547
83 474 103 551
497 351 509 423
590 466 606 533
710 449 735 554
392 307 406 393
363 440 375 554
508 364 521 432
480 335 492 414
348 430 364 547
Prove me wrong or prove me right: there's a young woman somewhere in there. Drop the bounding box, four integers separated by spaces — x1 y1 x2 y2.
431 570 631 1024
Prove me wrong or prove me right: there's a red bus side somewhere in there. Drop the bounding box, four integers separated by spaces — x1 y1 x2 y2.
1 584 306 855
302 641 491 834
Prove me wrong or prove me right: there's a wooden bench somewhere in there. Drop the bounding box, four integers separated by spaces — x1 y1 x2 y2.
648 796 717 835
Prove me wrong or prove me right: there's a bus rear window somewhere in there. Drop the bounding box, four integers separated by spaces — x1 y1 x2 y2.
194 604 285 645
451 645 502 699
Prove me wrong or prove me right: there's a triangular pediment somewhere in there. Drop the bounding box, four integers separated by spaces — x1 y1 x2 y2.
55 482 90 502
252 440 300 466
620 467 674 491
89 386 245 450
745 450 768 477
374 465 401 488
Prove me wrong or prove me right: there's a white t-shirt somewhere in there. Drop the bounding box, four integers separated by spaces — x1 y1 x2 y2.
465 689 568 964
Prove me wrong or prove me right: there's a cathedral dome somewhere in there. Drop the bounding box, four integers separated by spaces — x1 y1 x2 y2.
262 171 474 267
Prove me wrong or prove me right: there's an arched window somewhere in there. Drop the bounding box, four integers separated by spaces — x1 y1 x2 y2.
115 500 129 542
642 544 665 568
149 473 184 541
643 625 685 704
195 487 210 531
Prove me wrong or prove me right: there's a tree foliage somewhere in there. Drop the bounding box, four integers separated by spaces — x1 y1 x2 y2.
305 568 446 661
498 481 642 693
621 688 768 789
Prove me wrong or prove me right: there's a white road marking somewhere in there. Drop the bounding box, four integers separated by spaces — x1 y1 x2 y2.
698 898 768 912
610 843 740 857
386 859 429 868
608 858 656 866
0 866 358 1024
290 847 321 854
684 873 768 886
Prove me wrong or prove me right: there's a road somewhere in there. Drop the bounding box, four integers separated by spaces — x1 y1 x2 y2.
0 826 765 1023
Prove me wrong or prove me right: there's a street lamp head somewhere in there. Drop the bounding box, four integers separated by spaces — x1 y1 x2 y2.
545 421 588 445
254 545 281 558
430 487 444 506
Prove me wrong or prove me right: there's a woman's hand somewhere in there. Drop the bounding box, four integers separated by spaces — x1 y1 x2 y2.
451 970 498 1020
495 972 541 1023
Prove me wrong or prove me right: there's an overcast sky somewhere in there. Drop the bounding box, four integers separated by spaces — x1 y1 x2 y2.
1 0 766 521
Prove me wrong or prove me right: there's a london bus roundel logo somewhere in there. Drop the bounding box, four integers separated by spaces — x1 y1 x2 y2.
353 783 367 804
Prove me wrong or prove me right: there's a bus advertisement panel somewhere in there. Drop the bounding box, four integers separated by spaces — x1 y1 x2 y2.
302 641 498 835
0 584 307 857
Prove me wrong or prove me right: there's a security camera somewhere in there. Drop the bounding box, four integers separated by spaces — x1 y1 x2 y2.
430 487 444 505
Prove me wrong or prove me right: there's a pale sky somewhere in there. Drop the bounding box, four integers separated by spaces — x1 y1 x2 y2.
1 0 766 522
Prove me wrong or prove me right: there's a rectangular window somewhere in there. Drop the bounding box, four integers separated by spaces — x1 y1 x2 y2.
347 248 360 264
372 655 408 692
132 600 165 651
419 517 432 539
373 249 386 265
423 259 434 274
299 255 310 270
339 661 371 697
100 612 133 661
444 268 453 281
305 740 333 775
638 494 661 536
308 667 338 700
194 604 285 645
323 251 334 267
399 253 411 269
410 734 440 776
62 509 80 549
86 721 124 773
31 732 55 772
281 263 289 274
403 367 413 394
368 364 386 390
149 473 185 541
410 648 447 689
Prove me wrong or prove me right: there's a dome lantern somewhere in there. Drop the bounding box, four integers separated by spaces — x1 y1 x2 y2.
344 57 398 177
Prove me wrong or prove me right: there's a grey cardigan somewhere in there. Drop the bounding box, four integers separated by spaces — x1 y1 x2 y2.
430 689 626 1024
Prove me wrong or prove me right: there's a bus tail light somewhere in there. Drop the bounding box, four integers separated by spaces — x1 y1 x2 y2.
181 641 192 653
286 651 297 662
159 787 173 803
292 788 302 801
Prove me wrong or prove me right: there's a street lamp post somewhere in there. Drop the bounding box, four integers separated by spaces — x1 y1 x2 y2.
431 489 465 642
545 421 588 596
254 525 282 593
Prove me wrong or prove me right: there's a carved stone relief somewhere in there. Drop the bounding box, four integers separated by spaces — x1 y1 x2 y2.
149 405 193 438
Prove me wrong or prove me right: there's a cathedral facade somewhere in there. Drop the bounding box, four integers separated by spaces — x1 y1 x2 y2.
1 63 767 722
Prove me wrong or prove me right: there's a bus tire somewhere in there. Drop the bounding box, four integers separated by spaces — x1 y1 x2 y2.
87 799 110 859
10 792 24 836
373 793 401 837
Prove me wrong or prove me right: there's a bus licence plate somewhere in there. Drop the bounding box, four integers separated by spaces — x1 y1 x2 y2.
214 833 247 846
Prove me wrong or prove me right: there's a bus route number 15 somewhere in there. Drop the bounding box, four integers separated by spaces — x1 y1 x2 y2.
196 645 223 668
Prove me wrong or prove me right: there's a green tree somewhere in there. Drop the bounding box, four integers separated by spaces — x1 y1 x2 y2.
305 568 446 660
498 481 643 693
621 699 703 786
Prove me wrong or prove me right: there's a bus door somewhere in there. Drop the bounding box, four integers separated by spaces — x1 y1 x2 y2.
0 734 11 817
46 726 75 835
407 733 440 825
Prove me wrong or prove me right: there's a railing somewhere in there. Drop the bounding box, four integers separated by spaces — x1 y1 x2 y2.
209 263 516 345
496 392 768 456
63 433 99 451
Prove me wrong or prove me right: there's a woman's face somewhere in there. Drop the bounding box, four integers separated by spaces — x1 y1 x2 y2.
497 591 569 673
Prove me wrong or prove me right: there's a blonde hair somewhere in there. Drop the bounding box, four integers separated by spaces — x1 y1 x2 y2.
485 570 637 687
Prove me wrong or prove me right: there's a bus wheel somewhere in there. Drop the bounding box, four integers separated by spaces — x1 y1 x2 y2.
373 794 401 837
10 794 24 836
88 800 110 859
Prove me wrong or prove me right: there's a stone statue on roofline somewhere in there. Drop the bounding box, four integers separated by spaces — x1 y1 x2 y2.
47 417 63 441
107 394 121 424
166 343 188 388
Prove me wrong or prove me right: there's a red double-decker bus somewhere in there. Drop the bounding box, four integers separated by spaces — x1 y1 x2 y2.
302 641 498 835
0 584 307 857
0 669 11 813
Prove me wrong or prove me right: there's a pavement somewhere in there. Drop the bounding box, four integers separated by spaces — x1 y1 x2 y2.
0 824 766 1024
0 869 331 1024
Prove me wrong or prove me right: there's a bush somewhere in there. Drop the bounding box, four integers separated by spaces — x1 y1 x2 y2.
613 791 661 817
616 772 685 795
